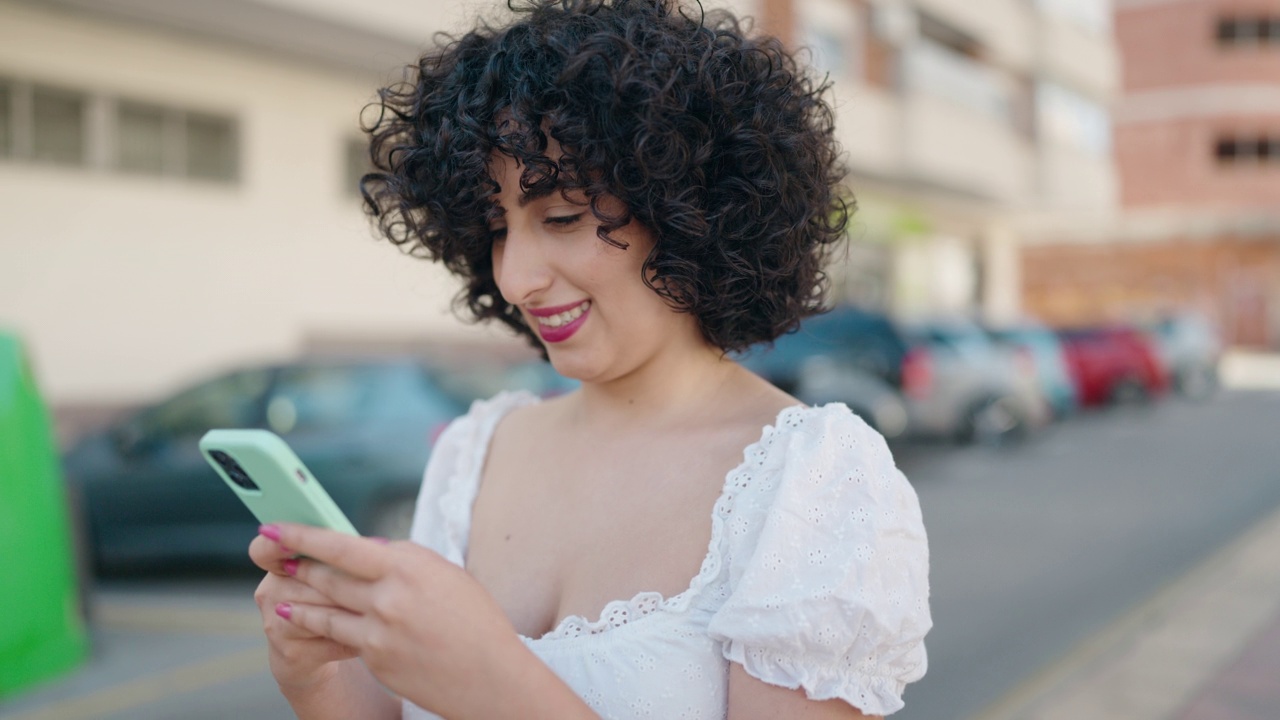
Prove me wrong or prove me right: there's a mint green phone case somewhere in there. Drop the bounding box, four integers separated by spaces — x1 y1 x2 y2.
199 429 358 536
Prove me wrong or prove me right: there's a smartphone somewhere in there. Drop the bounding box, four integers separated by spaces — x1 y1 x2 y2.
199 429 358 536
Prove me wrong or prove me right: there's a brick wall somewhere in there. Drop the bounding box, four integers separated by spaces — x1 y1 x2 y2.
1115 0 1280 209
1117 0 1280 91
1116 113 1280 208
1022 237 1280 347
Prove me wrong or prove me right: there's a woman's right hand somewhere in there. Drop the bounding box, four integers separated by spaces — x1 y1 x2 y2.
250 530 359 690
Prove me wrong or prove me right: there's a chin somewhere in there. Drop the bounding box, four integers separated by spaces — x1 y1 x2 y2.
546 347 618 385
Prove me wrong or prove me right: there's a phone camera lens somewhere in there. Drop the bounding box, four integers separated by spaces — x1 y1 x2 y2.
209 450 260 491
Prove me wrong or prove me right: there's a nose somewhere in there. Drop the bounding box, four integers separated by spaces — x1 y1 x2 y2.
492 222 553 306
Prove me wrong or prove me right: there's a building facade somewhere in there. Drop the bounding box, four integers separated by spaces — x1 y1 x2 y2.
0 0 481 407
0 0 1119 409
753 0 1119 324
1022 0 1280 347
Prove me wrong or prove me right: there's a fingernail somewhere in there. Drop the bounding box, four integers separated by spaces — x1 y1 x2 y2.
258 524 281 542
283 559 299 576
275 602 292 620
371 536 390 545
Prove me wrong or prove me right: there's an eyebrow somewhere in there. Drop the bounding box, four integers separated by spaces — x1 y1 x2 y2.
517 183 561 208
490 181 576 214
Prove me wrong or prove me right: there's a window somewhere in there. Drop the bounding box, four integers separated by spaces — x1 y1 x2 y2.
803 27 851 79
117 101 167 174
1215 135 1280 165
797 0 860 81
1217 16 1280 47
1037 81 1111 155
185 112 237 181
0 81 11 157
32 85 86 166
136 370 272 440
114 102 238 181
266 365 381 434
918 12 980 58
900 11 1013 123
0 75 240 183
344 137 371 197
903 40 1012 123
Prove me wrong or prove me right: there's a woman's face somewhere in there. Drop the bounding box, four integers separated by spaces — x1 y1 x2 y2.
487 152 704 382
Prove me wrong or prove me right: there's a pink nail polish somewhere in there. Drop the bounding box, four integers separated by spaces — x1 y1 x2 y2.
275 602 292 620
258 524 281 542
283 559 299 576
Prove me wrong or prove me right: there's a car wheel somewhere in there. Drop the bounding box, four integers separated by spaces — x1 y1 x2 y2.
366 494 418 541
63 481 96 622
957 397 1021 447
1177 365 1218 401
1109 376 1150 405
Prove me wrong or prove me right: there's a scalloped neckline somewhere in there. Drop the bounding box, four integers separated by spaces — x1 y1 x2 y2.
456 392 809 644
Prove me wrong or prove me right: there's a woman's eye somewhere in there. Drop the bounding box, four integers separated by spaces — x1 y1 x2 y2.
545 214 583 226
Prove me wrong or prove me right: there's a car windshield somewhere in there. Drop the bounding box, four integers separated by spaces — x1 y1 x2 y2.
132 369 272 440
264 363 464 434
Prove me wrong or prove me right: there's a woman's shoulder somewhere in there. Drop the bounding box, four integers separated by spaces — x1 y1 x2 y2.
728 397 917 534
438 389 543 446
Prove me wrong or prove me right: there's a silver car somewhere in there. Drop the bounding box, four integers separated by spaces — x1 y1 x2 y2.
897 318 1050 445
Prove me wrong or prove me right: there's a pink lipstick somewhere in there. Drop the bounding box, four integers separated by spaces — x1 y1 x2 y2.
527 300 591 343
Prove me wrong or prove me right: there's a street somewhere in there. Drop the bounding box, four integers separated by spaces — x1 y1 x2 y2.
4 390 1279 720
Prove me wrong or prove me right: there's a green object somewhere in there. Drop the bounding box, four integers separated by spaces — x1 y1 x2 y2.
0 330 89 698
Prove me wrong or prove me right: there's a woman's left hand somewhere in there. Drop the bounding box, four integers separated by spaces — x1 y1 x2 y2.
261 523 528 718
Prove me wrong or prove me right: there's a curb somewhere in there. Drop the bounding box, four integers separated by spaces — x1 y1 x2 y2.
971 501 1280 720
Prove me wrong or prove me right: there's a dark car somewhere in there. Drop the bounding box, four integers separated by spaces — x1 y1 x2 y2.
63 358 471 572
1056 325 1171 407
736 306 911 438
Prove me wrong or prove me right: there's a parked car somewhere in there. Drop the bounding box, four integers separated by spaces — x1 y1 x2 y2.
1138 311 1222 400
897 318 1051 445
736 306 911 439
983 321 1080 421
63 357 472 572
1055 325 1172 407
445 358 581 401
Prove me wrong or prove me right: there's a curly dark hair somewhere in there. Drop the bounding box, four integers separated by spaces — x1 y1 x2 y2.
360 0 849 353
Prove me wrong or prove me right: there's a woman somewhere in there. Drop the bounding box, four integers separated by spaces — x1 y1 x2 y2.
249 0 931 717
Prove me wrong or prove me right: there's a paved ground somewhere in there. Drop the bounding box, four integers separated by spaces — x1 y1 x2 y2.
971 350 1280 720
897 388 1280 720
974 497 1280 720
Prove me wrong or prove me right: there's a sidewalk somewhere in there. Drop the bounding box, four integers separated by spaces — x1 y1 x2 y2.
974 451 1280 720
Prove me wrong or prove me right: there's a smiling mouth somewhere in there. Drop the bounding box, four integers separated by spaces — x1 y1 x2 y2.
534 300 591 329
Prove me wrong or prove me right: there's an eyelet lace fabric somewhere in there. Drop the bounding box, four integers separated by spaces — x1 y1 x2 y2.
404 392 931 720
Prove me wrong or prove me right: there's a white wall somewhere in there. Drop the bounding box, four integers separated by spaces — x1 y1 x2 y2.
901 93 1036 204
0 1 481 405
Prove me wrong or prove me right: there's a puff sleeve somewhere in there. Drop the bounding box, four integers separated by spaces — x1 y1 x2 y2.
706 404 931 716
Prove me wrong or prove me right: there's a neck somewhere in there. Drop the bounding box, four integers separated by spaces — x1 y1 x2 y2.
569 340 739 429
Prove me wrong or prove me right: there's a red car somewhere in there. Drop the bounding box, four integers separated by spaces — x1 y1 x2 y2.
1055 326 1172 407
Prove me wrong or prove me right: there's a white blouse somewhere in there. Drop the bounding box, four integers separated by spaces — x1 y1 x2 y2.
404 391 931 720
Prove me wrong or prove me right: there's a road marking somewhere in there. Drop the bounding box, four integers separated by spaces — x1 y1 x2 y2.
971 503 1280 720
95 601 262 636
2 647 270 720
